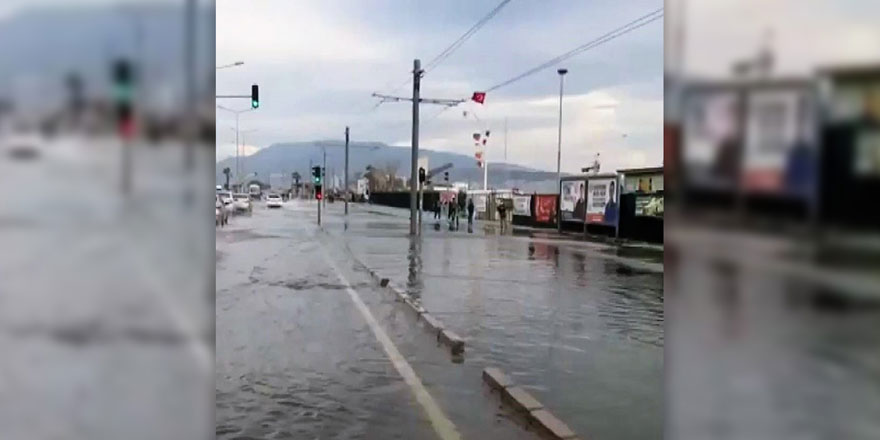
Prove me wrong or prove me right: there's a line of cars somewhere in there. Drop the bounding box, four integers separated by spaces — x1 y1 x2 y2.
216 186 286 226
216 187 254 226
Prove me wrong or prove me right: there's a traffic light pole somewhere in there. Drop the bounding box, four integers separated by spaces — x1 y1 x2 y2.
344 126 350 217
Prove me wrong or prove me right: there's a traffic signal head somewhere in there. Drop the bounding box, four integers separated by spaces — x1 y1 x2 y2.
311 166 322 184
444 171 449 182
251 84 259 109
112 59 135 138
315 185 323 200
418 167 426 184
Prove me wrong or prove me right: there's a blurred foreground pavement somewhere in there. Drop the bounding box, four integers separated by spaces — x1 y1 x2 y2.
0 135 214 439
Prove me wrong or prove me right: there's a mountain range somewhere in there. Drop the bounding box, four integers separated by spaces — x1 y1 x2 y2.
216 141 562 192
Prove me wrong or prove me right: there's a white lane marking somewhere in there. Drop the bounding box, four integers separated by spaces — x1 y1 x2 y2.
321 248 461 440
123 235 212 372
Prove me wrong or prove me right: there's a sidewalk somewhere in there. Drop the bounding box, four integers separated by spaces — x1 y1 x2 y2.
351 202 663 264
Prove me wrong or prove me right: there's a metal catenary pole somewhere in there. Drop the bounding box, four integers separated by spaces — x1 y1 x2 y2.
410 59 421 236
556 69 567 232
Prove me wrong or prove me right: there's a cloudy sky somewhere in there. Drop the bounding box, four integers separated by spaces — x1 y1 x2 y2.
668 0 880 77
215 0 665 173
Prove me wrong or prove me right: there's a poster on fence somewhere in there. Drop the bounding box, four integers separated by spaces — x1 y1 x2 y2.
513 196 531 216
586 178 619 225
534 195 557 223
560 180 586 222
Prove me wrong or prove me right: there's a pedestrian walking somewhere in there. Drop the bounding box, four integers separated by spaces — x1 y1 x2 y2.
467 198 475 226
448 197 458 230
497 201 508 232
434 200 441 220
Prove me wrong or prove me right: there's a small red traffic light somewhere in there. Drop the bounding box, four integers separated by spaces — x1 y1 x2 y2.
316 193 323 200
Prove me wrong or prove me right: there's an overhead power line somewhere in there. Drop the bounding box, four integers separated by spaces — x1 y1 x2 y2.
485 7 663 93
380 0 513 98
424 0 513 73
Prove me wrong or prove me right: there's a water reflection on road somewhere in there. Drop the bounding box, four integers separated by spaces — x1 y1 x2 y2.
321 202 664 440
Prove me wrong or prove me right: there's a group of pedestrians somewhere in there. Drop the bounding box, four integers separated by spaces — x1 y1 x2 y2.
433 196 476 230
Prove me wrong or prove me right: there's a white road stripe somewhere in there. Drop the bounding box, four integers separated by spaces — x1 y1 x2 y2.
321 248 462 440
123 235 212 372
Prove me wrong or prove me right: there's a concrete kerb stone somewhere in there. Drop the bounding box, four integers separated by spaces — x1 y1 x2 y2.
362 262 465 356
529 409 578 440
438 329 465 355
504 386 543 413
419 313 444 335
482 367 513 391
482 367 580 440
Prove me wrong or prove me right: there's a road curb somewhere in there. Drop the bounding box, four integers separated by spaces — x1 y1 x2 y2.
438 329 465 355
482 367 580 440
419 313 444 335
370 270 465 357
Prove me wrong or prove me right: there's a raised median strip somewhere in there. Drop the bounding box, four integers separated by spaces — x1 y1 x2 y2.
482 367 580 440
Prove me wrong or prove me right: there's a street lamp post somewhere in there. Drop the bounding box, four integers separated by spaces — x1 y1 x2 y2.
217 105 254 182
556 68 568 233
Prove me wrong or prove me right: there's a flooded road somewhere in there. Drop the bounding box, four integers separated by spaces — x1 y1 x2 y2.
320 201 664 440
0 136 214 439
216 205 536 439
666 227 880 440
217 199 664 440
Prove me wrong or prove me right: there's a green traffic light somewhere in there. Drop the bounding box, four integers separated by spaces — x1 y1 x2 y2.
251 100 259 109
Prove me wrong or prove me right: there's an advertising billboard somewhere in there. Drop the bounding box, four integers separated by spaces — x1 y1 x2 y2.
534 195 557 224
513 195 531 216
473 193 487 213
560 180 586 222
683 90 743 189
586 178 619 225
742 88 816 195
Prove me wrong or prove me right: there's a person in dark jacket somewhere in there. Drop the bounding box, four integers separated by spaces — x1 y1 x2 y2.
467 198 475 225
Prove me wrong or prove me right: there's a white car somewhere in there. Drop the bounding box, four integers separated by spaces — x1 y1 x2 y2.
266 193 283 208
232 193 252 213
217 190 235 215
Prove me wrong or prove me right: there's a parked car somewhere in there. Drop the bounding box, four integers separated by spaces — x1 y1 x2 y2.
232 193 252 214
266 193 283 208
216 195 228 226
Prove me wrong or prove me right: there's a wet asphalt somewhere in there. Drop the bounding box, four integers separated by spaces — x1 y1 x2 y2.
0 137 214 440
216 199 664 440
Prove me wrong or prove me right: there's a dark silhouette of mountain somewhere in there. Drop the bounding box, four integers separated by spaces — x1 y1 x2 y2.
216 141 561 192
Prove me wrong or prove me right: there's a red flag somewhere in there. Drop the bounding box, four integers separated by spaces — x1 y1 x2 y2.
471 91 486 104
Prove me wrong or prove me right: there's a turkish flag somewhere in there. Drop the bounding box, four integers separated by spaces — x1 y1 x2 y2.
471 91 486 104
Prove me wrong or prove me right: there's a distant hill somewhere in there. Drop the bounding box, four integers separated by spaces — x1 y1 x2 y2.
216 141 562 192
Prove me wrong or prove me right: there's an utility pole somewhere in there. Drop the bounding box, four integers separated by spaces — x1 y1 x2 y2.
370 59 465 236
556 68 568 233
344 126 350 216
183 0 195 171
322 148 327 209
410 59 421 235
